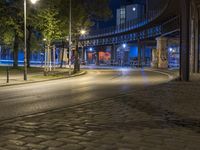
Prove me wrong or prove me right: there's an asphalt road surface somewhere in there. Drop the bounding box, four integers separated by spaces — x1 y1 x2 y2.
0 69 170 121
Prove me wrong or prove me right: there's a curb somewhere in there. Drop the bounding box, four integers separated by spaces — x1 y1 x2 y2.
145 68 179 81
0 71 87 88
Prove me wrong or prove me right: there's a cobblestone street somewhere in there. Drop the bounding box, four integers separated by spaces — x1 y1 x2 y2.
0 77 200 150
0 0 199 149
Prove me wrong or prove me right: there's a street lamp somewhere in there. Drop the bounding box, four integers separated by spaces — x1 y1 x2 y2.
24 0 39 81
80 29 86 36
89 48 93 52
69 0 72 75
30 0 38 4
122 43 127 48
80 29 87 64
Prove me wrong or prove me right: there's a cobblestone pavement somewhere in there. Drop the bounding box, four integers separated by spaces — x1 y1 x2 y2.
0 78 200 150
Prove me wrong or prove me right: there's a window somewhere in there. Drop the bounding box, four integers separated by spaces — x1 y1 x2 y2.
120 7 126 24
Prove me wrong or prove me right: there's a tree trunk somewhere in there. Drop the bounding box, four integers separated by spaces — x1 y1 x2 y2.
73 39 80 73
60 40 65 68
27 29 32 68
47 42 53 72
53 45 56 71
13 34 19 68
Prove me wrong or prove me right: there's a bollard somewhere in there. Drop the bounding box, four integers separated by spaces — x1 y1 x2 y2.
6 66 9 83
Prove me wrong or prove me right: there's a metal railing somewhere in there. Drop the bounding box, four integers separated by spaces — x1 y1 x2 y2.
81 16 180 47
161 16 180 36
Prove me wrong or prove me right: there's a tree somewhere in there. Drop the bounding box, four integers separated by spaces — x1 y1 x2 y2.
0 0 42 68
30 0 112 72
26 3 42 68
0 0 24 68
0 0 112 71
53 0 112 73
35 8 62 72
71 0 112 73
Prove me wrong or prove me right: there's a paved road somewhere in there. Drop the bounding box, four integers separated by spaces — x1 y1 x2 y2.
1 69 200 150
0 69 170 121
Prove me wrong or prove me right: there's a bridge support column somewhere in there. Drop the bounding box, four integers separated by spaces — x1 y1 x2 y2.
180 0 190 81
151 48 158 68
142 45 146 67
194 14 199 73
81 46 86 64
96 48 100 66
197 7 200 73
85 48 87 64
156 37 168 69
138 41 142 68
111 44 116 66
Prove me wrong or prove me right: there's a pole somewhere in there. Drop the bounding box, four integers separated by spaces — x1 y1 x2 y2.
53 45 56 71
48 45 52 72
48 47 52 71
6 66 9 83
0 45 2 60
69 0 72 75
138 41 141 68
82 45 84 63
44 43 47 76
24 0 28 81
180 0 190 81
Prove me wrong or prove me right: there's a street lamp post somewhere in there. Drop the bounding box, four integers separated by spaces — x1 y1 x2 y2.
80 29 87 64
24 0 38 81
24 0 27 81
69 0 72 75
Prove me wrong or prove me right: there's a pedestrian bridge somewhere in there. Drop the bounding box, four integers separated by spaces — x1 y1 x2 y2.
80 0 180 47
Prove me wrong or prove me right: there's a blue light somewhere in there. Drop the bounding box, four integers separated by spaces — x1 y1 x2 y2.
122 44 127 48
89 48 93 52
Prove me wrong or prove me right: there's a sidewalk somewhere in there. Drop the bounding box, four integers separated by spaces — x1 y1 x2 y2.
0 67 85 87
0 72 199 149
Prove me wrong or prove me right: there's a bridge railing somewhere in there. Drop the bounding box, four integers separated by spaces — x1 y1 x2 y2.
81 15 180 47
80 0 170 40
161 16 180 36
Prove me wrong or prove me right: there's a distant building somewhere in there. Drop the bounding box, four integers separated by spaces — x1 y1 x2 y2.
117 0 165 26
117 2 145 25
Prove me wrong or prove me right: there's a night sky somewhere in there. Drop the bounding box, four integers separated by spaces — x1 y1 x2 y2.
97 0 121 29
97 0 147 29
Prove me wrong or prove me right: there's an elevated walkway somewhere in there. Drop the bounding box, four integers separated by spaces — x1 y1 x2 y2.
80 0 180 46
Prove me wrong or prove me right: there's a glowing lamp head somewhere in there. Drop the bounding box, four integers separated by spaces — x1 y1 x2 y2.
89 48 93 52
30 0 39 4
122 44 127 48
80 30 86 35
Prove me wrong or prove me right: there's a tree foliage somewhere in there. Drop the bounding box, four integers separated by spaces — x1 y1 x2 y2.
0 0 112 68
35 8 62 45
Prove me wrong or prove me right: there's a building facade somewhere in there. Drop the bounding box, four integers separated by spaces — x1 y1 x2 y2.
117 1 145 25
